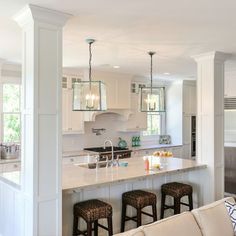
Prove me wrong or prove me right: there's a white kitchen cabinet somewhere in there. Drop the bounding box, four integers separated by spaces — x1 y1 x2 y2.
62 75 85 134
100 73 131 109
62 155 97 165
62 88 84 134
2 162 20 172
131 146 183 158
62 156 84 165
183 81 196 115
166 80 196 159
182 144 191 159
132 149 153 157
182 114 194 159
225 70 236 97
183 115 191 145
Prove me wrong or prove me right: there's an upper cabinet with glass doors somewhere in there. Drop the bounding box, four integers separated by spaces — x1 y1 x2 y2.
62 75 85 134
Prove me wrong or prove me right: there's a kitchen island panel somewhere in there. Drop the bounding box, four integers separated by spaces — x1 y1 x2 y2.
62 161 207 236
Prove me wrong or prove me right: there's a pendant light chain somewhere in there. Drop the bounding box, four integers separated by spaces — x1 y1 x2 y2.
150 53 153 94
148 51 155 95
89 41 93 91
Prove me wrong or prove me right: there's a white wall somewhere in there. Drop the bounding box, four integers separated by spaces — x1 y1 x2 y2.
0 181 24 236
62 113 140 151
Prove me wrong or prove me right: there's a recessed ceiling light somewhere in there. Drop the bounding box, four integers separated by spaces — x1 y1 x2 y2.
164 72 170 75
113 65 120 69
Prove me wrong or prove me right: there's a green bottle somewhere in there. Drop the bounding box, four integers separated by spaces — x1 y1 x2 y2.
132 137 136 147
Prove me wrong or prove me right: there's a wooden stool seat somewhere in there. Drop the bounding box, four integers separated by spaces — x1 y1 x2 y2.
122 190 156 209
121 190 157 232
160 182 193 219
73 199 113 236
161 182 192 198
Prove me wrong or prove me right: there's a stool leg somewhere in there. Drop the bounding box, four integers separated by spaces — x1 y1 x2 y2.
121 202 126 232
137 208 142 227
152 203 157 222
73 215 78 235
188 194 193 211
94 220 98 236
160 193 166 219
87 222 92 236
174 197 181 215
107 216 113 236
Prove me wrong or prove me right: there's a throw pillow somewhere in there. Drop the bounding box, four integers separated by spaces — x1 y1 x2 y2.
225 200 236 233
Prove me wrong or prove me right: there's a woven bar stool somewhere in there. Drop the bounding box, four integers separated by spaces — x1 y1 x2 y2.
160 182 193 219
73 199 113 236
121 190 157 232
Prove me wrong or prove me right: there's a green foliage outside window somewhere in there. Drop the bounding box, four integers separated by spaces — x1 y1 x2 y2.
2 84 21 143
143 113 161 136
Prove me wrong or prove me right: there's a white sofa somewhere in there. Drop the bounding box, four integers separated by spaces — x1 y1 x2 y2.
114 197 235 236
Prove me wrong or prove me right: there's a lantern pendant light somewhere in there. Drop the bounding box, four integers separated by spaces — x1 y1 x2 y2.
73 39 107 111
140 52 165 112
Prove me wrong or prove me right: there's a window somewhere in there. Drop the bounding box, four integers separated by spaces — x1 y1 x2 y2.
143 112 164 136
1 84 21 143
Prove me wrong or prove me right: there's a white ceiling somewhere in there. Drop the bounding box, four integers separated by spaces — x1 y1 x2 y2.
1 0 236 80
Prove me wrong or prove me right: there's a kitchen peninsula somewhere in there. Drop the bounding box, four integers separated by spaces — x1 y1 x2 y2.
62 156 206 236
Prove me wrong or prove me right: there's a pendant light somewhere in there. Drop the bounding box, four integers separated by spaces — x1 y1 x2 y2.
73 39 107 111
140 52 165 112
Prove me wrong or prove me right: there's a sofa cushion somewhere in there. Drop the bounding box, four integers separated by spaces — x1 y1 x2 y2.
225 200 236 233
114 228 145 236
192 197 235 236
142 212 202 236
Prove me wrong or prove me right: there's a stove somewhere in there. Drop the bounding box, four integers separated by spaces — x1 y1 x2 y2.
84 146 132 160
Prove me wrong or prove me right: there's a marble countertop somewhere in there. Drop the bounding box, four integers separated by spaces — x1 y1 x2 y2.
130 144 182 151
0 170 21 188
225 143 236 147
62 156 206 192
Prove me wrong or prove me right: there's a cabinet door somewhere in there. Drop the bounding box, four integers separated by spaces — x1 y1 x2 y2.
225 76 236 97
67 89 84 133
182 144 191 159
101 76 131 109
117 79 131 109
62 88 69 132
2 162 20 172
190 85 196 114
183 83 196 115
183 115 191 145
62 88 84 134
172 147 183 158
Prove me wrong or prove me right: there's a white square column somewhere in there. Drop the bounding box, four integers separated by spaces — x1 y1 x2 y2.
193 51 229 203
14 5 70 236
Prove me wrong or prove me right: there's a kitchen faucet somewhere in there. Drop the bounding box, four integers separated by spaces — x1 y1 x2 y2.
103 140 115 167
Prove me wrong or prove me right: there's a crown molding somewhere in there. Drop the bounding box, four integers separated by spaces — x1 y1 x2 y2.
13 4 71 28
192 51 231 63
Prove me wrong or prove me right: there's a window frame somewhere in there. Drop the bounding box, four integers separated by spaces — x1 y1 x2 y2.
0 76 21 143
141 112 166 141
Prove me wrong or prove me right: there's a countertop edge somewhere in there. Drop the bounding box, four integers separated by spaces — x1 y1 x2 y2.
0 174 21 190
62 164 207 193
130 144 182 151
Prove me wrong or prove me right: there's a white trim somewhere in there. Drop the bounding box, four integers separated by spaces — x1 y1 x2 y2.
141 112 166 142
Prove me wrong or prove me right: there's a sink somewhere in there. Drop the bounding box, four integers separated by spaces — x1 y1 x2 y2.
76 162 108 169
75 161 128 169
